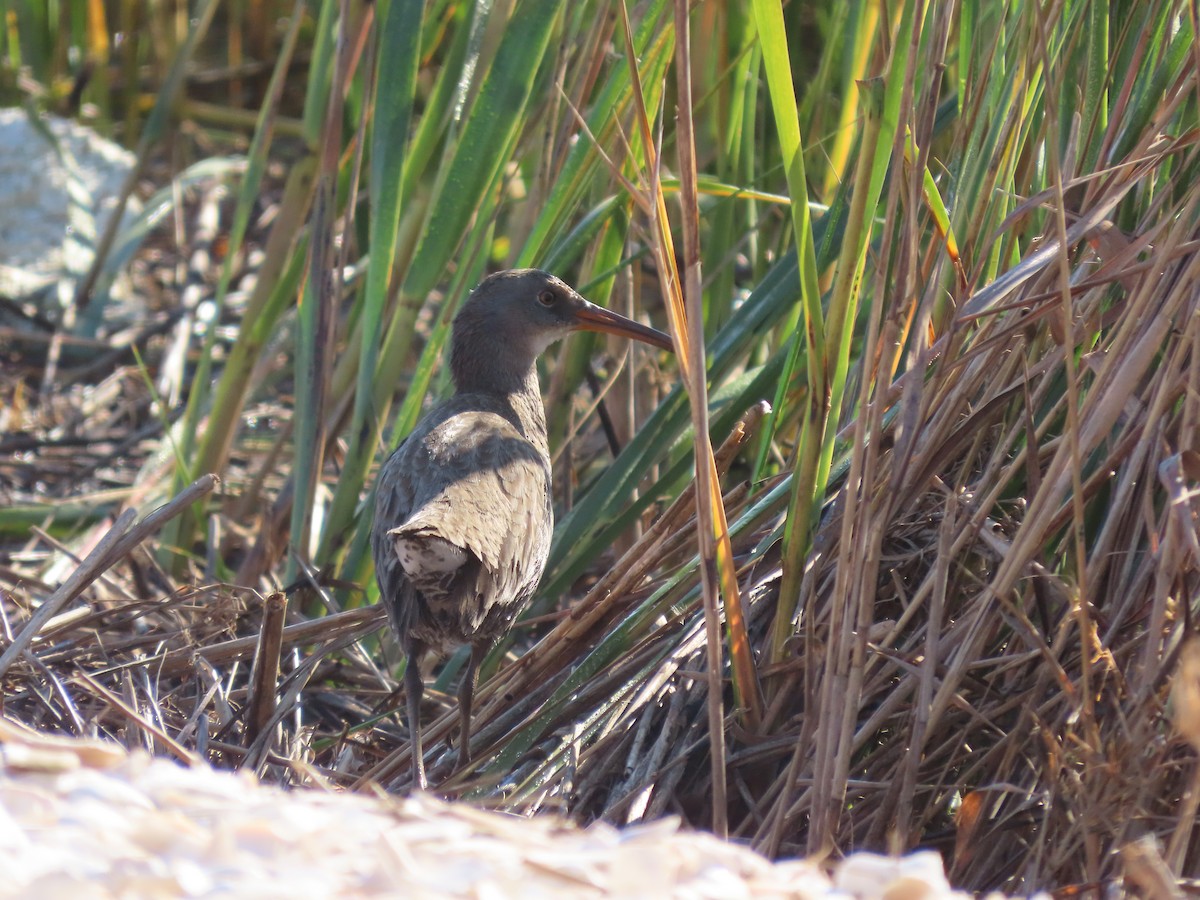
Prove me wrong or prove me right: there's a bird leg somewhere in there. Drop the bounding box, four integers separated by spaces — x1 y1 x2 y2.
404 642 427 790
457 642 489 770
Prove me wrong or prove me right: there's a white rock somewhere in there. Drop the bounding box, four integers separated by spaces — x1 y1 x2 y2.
0 108 138 307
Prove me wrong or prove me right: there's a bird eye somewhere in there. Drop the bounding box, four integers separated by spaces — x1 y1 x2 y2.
537 289 555 307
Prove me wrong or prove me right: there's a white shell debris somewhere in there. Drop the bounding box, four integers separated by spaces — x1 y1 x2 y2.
0 720 1023 899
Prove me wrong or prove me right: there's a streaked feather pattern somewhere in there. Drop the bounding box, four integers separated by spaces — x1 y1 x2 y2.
370 392 552 654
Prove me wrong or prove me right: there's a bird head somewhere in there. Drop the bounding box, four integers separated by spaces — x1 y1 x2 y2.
450 269 672 392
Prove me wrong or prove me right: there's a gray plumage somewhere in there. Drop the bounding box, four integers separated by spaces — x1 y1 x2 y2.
370 269 672 789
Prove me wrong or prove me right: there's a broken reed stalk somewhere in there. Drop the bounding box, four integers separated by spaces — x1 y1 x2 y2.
246 591 289 745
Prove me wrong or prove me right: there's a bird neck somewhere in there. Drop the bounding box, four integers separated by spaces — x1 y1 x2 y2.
449 314 543 394
505 372 550 453
451 350 536 394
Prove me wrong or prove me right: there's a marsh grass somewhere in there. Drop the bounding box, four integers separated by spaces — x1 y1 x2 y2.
2 0 1199 891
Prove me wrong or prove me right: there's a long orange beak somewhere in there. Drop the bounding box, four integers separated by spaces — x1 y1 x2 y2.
572 300 674 352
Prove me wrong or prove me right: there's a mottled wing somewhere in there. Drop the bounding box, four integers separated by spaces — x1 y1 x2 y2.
372 433 422 643
371 403 553 650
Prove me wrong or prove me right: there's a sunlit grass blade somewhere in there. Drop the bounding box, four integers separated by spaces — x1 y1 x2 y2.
750 0 828 668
